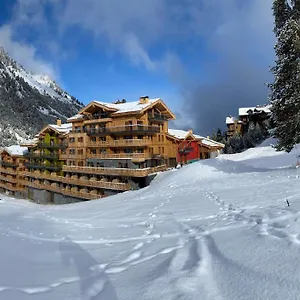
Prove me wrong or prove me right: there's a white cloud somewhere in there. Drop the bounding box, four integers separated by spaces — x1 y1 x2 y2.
0 24 57 78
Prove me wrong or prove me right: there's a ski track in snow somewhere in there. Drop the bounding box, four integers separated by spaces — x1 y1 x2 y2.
2 145 300 298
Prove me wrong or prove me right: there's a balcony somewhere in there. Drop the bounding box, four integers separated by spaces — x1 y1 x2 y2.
24 153 59 160
62 189 100 200
0 174 17 184
178 147 193 154
63 164 168 178
148 113 168 123
87 152 152 162
0 181 22 192
24 163 62 172
86 125 160 136
22 171 62 182
87 139 151 147
1 161 17 168
83 118 113 125
37 142 68 149
61 177 131 191
0 166 17 175
60 154 86 160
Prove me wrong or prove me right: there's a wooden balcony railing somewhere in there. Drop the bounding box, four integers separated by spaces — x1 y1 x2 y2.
0 175 17 184
0 181 22 192
37 142 68 149
0 167 17 175
83 118 112 125
87 139 151 147
1 161 18 168
21 180 101 200
61 177 131 191
22 171 62 182
62 189 100 200
63 164 168 177
87 152 152 160
85 125 160 136
148 113 168 122
60 154 86 160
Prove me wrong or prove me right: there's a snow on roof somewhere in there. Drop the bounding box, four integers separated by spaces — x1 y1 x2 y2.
226 116 237 124
201 138 225 148
3 145 28 156
168 129 196 139
94 98 160 114
67 114 84 121
48 123 72 134
239 105 271 116
168 129 225 148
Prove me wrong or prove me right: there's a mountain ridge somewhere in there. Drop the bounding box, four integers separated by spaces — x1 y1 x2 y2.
0 46 83 147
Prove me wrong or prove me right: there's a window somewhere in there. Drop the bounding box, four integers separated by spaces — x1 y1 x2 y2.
159 147 161 153
78 149 83 155
138 135 143 140
162 135 164 142
158 135 161 142
78 137 83 143
90 137 96 143
124 148 133 153
75 127 81 133
124 135 132 140
100 137 106 142
162 147 164 153
137 148 144 153
69 149 75 155
100 149 107 154
91 149 97 155
69 137 75 143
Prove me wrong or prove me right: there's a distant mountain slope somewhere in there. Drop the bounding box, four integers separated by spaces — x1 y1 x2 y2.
0 46 84 146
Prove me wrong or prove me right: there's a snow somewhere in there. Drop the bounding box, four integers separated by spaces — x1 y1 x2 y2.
168 129 224 148
49 123 72 134
95 98 160 114
67 114 84 122
2 145 28 156
239 104 272 116
2 140 300 299
225 116 238 124
168 128 202 140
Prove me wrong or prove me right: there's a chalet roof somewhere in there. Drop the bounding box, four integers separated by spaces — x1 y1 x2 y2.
168 129 225 148
168 129 202 140
21 138 39 147
94 98 160 114
38 123 72 136
67 114 84 121
48 123 72 134
2 145 28 156
239 105 271 116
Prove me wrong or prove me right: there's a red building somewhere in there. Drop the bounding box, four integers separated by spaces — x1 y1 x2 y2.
167 129 224 164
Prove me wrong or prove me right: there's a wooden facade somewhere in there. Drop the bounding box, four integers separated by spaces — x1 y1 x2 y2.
226 105 272 139
0 96 224 203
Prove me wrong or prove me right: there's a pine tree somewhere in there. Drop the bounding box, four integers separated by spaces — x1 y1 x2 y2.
269 16 300 152
273 0 292 37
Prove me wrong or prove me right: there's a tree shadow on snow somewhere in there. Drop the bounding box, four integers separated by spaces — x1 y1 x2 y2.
59 238 119 300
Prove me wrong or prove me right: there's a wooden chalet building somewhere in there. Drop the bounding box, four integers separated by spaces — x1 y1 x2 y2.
0 96 224 204
226 105 272 139
0 145 28 196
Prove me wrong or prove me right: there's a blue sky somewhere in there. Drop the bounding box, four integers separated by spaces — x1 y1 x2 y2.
0 0 275 134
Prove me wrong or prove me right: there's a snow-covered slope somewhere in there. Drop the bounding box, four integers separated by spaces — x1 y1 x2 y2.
1 142 300 299
0 46 83 146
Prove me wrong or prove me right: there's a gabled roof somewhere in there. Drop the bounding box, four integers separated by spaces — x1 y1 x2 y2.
21 138 39 147
72 98 176 120
168 129 225 148
1 145 28 157
168 129 202 140
239 105 271 116
38 123 72 136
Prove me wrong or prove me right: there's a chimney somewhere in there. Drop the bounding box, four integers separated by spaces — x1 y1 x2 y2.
56 119 62 127
139 95 149 104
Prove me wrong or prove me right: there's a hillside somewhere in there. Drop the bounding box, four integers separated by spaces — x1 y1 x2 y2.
1 141 300 299
0 47 83 146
